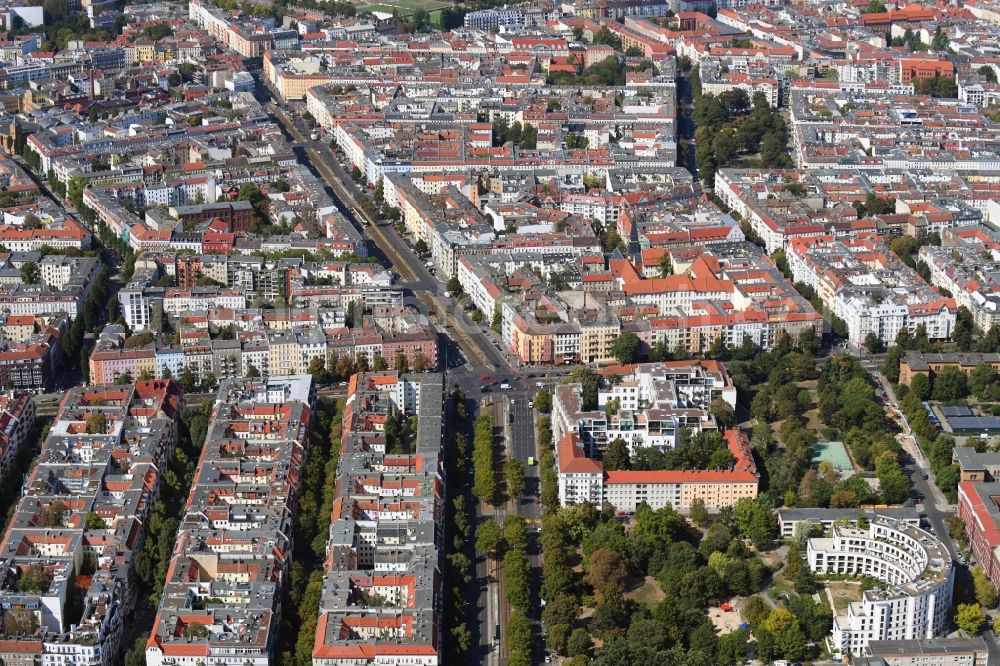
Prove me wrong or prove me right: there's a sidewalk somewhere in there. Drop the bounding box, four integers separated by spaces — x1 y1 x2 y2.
879 371 954 512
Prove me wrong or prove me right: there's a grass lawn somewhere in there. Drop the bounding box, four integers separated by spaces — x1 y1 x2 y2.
355 0 451 15
804 407 824 432
826 580 862 614
625 576 665 609
767 571 793 604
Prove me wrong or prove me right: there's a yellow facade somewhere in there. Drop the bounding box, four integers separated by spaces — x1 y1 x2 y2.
680 481 758 510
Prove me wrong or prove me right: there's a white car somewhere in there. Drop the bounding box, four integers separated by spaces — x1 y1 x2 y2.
500 383 511 389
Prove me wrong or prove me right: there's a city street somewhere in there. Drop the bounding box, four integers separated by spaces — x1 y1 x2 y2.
252 80 565 664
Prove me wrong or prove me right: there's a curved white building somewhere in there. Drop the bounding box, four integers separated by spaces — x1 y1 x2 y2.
807 517 954 656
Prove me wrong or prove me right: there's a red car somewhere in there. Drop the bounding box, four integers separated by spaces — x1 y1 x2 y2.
491 380 498 386
480 375 490 381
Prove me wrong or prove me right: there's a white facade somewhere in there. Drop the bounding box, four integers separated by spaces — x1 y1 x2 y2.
807 518 954 656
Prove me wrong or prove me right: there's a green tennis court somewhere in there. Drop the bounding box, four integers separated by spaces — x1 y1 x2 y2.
811 440 852 472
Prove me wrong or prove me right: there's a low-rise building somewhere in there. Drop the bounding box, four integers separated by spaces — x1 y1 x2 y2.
853 637 989 666
898 351 1000 386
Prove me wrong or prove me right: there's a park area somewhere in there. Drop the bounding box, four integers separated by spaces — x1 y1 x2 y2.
354 0 450 18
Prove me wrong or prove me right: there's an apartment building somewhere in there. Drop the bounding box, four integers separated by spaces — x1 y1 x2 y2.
312 371 443 665
0 391 33 485
777 507 920 539
555 428 758 511
807 518 954 655
463 8 524 30
0 381 182 666
146 375 314 666
552 360 736 457
919 231 1000 332
90 311 438 384
264 51 334 101
0 320 64 392
787 234 955 346
551 361 756 510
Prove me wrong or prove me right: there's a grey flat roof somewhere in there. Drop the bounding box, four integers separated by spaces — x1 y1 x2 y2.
867 637 989 656
953 446 1000 470
778 507 919 521
946 416 1000 432
940 405 973 417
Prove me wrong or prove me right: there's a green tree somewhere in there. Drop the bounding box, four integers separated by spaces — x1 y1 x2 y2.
954 603 986 635
604 438 630 471
883 345 903 383
534 388 552 413
931 366 968 401
689 498 709 527
733 497 776 549
931 26 949 52
124 637 147 666
505 457 525 499
567 628 593 658
568 367 601 411
864 332 885 354
973 566 998 608
503 549 531 611
475 518 501 556
503 513 528 551
491 303 502 333
446 276 461 295
85 412 107 434
19 261 39 284
717 628 749 665
762 608 808 661
970 364 999 400
67 175 88 209
709 398 736 428
84 512 105 530
909 373 931 400
548 623 571 655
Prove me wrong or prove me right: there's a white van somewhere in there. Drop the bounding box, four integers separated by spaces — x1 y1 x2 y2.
500 383 511 389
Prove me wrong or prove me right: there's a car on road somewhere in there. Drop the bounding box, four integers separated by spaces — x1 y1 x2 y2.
527 456 535 465
500 383 510 389
480 375 490 381
491 380 498 386
480 386 491 392
528 400 533 408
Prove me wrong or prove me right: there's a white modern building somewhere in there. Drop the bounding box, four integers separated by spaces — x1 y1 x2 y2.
807 518 954 656
552 360 736 458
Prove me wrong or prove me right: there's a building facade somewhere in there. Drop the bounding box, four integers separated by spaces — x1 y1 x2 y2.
807 518 954 656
